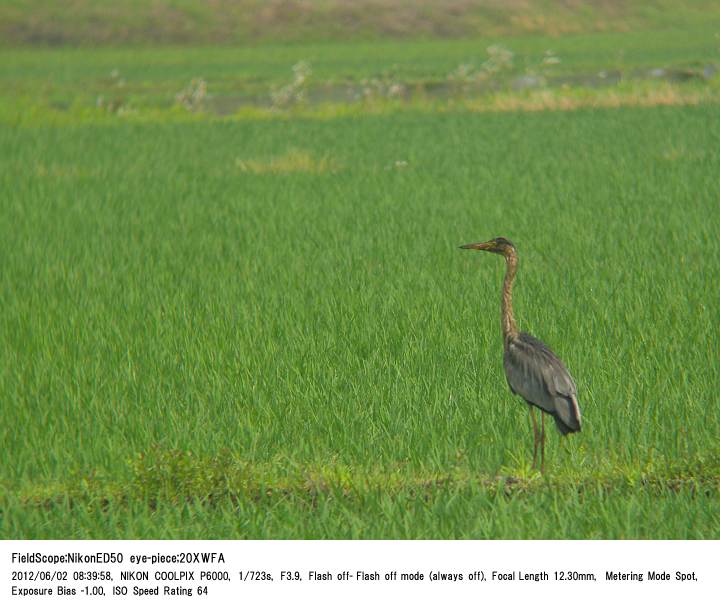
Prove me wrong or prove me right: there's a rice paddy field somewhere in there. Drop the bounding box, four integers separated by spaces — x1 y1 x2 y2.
1 3 720 539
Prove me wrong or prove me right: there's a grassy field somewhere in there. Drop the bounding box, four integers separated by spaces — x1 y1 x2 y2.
1 4 720 539
2 101 719 538
2 26 718 119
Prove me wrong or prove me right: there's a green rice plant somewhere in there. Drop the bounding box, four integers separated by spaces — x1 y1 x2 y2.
0 68 718 540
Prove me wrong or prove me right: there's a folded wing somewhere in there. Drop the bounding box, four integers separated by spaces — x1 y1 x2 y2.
503 332 581 434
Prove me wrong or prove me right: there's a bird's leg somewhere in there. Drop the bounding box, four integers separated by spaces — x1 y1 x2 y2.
529 407 539 469
540 412 546 474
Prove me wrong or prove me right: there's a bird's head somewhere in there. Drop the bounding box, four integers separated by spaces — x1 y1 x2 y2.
460 237 516 257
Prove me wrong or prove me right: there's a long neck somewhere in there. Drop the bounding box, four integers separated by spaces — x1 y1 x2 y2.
501 250 519 343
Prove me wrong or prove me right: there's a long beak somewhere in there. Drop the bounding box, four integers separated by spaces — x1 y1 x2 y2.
459 241 491 250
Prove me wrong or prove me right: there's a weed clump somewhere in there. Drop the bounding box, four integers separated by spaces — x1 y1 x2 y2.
176 78 209 112
271 61 312 109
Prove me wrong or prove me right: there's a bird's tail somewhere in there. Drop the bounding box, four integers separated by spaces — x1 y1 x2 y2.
553 395 582 435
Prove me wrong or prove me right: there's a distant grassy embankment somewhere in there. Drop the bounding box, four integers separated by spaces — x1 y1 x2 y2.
2 0 720 46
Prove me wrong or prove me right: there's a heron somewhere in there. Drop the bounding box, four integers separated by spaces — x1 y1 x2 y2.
460 237 581 472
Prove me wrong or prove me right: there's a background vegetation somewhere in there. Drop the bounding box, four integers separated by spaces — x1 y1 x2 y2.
3 0 720 46
1 1 719 539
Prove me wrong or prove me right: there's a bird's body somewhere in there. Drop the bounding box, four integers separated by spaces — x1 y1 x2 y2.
504 332 581 435
460 237 581 471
